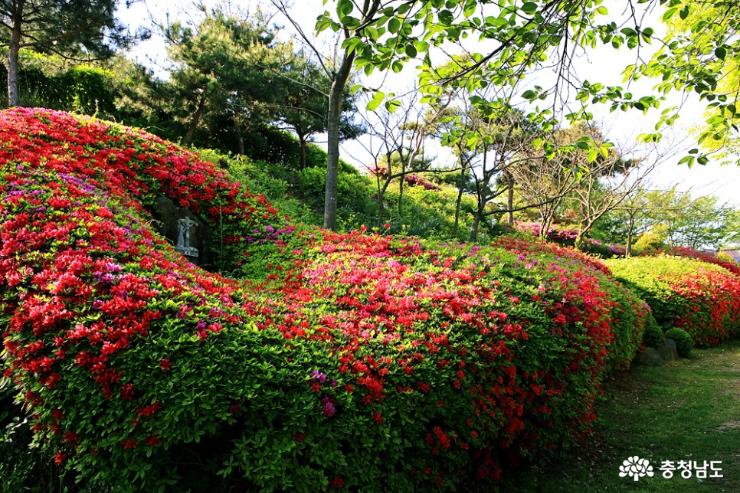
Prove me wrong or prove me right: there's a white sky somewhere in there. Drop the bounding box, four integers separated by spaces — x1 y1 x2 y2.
117 0 740 207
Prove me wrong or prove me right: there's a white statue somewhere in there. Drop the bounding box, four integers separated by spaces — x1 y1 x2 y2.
176 217 199 257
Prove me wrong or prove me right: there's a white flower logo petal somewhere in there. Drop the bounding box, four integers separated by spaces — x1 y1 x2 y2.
619 456 653 481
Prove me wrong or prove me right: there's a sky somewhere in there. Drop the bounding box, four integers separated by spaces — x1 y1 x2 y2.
117 0 740 207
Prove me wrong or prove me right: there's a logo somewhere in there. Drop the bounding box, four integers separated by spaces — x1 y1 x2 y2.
619 456 654 482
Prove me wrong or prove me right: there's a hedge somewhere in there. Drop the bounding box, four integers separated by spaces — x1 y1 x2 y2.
605 256 740 346
1 108 652 491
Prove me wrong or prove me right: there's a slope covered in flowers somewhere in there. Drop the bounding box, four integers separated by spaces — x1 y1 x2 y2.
606 256 740 346
1 108 652 491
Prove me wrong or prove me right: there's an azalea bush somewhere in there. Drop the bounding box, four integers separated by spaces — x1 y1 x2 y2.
662 246 740 276
606 256 740 347
490 237 650 371
1 108 653 491
513 222 621 258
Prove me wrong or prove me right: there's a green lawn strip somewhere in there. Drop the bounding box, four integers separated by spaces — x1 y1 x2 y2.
501 341 740 492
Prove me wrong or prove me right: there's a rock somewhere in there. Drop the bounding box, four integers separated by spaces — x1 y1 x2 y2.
636 347 665 366
151 196 211 266
657 338 679 362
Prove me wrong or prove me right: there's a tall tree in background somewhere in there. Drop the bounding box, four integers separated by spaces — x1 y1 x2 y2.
509 126 609 239
597 186 739 252
460 101 537 241
276 58 364 169
567 128 661 249
165 9 288 147
273 0 382 230
0 0 135 106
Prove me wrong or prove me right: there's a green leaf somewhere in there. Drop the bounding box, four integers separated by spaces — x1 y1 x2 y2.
405 44 417 58
388 17 401 33
367 91 385 111
714 46 726 60
522 2 538 15
438 10 454 25
337 0 353 18
385 99 401 113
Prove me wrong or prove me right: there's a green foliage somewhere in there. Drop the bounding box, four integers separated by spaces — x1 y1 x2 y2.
633 224 668 254
319 0 737 165
642 318 665 349
197 148 320 226
503 342 740 492
637 1 739 165
605 255 740 346
200 136 482 241
0 51 115 113
0 0 131 58
664 327 693 357
0 109 657 491
594 186 739 252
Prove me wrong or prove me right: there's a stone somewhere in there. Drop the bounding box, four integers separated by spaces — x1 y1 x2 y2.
151 196 211 266
636 347 665 366
657 338 679 362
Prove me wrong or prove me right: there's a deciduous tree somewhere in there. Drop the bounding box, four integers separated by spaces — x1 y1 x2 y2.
0 0 136 106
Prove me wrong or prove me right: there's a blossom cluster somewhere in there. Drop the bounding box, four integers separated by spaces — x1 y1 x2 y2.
663 246 740 276
369 167 441 191
513 222 621 258
606 256 740 346
2 109 654 491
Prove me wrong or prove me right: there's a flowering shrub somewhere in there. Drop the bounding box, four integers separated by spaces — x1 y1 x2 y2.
369 167 441 191
662 246 740 276
606 256 740 346
492 237 650 370
513 222 620 258
404 173 442 191
2 108 653 491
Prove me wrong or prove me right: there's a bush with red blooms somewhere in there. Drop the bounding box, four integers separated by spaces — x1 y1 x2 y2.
513 222 621 258
369 167 441 191
661 246 740 276
491 237 650 370
606 256 740 346
2 108 652 492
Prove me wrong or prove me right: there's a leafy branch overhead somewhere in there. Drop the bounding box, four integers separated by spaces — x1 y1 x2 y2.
317 0 738 165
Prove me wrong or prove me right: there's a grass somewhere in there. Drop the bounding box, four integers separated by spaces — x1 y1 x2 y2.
501 340 740 492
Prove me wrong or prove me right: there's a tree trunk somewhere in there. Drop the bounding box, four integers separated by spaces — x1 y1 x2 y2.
235 124 245 155
540 211 553 241
398 155 405 218
453 156 466 233
7 13 22 107
470 213 481 242
323 51 355 230
626 214 635 257
376 179 384 224
506 171 514 225
184 90 207 146
574 232 584 250
298 134 307 169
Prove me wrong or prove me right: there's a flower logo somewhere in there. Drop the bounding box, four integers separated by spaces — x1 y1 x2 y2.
619 456 654 481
